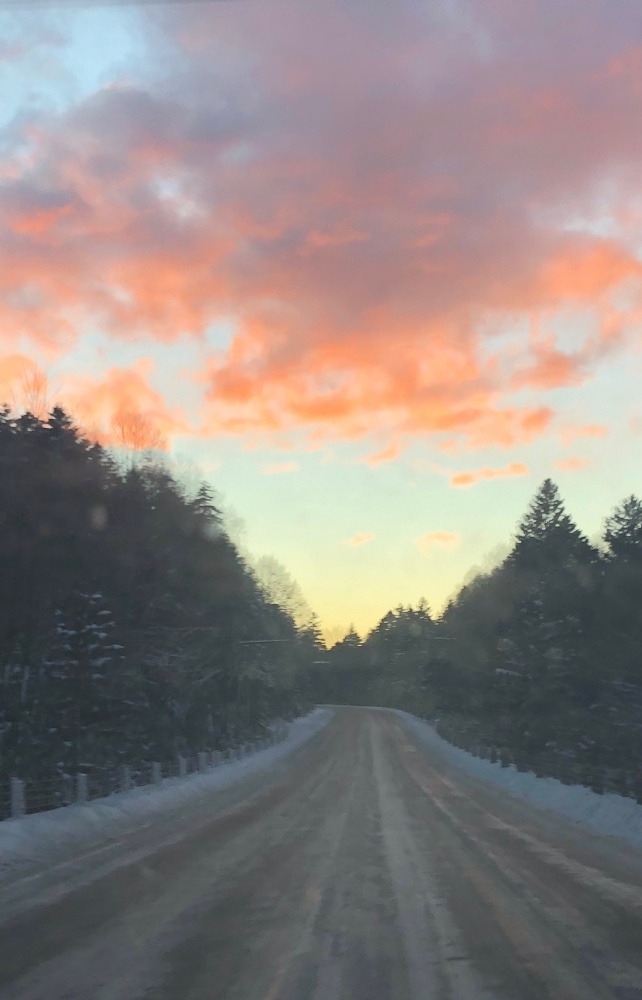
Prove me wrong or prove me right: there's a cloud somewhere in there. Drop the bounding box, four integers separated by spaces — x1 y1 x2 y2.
450 462 529 488
63 361 187 450
260 461 299 475
0 354 186 450
361 442 401 467
554 456 591 471
0 1 641 452
345 532 375 547
560 423 608 445
415 531 461 554
0 354 44 405
301 225 369 254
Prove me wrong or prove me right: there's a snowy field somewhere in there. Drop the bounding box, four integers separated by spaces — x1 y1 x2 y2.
396 709 642 850
0 708 333 880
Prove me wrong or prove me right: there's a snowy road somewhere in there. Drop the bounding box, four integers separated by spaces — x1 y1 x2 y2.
1 707 642 999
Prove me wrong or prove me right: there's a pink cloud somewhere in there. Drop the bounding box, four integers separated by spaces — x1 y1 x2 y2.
450 462 529 488
361 442 401 467
415 531 461 554
301 225 368 254
63 361 187 450
345 532 375 547
0 1 640 453
560 423 608 445
0 354 45 407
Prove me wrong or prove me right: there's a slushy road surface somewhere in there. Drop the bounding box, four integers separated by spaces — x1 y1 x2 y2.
1 707 641 999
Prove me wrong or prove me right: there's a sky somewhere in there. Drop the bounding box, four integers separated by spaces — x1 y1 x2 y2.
1 0 641 640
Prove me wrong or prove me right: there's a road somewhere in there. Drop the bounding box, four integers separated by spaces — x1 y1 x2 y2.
1 707 641 999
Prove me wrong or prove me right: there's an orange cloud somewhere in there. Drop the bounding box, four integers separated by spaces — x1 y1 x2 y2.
450 462 529 488
362 442 401 467
0 1 641 455
554 457 591 472
63 362 187 450
538 244 642 304
560 424 608 445
202 328 557 451
345 532 375 547
415 531 461 554
510 345 586 392
0 354 42 403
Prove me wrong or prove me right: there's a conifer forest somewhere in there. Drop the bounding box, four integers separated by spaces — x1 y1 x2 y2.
1 405 641 812
0 406 321 812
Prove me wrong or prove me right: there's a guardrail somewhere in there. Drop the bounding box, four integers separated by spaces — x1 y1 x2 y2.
430 715 642 802
0 721 288 822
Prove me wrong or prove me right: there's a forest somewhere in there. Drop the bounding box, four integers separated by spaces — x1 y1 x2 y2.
0 405 323 815
1 401 640 816
316 480 642 801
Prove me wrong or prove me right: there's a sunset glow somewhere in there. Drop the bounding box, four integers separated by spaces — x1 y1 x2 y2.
1 0 641 637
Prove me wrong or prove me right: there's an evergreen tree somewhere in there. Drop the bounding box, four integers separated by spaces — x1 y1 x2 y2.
509 479 595 571
39 592 125 778
595 495 642 791
0 404 316 798
501 483 598 767
342 625 362 647
604 495 642 563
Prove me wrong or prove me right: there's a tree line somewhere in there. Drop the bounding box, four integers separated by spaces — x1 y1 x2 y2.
314 480 642 800
2 402 639 806
0 405 323 799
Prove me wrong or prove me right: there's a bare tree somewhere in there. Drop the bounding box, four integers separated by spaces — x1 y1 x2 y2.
11 363 52 419
111 410 167 452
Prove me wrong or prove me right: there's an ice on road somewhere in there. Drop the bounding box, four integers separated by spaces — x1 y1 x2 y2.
1 707 641 999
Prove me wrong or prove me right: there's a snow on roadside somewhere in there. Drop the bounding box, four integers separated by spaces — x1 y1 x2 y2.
0 708 333 879
395 710 642 850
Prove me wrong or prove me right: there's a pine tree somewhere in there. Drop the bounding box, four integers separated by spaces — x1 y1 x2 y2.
190 483 222 530
0 405 322 795
604 495 642 563
509 479 595 571
494 586 582 758
299 612 326 656
342 625 362 646
40 592 125 777
500 482 599 776
597 495 642 789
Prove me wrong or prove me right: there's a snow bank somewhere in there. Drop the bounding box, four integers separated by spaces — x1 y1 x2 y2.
0 708 333 879
396 710 642 850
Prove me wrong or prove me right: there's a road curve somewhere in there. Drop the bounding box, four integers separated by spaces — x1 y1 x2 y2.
1 707 641 999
